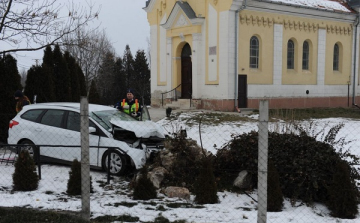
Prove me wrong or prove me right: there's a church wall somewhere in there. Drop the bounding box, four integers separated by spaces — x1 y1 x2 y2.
238 10 274 85
207 4 218 83
239 9 355 105
273 23 283 86
166 37 173 92
150 25 161 98
197 2 237 100
219 10 236 100
159 14 167 85
355 24 360 89
191 33 201 98
197 20 208 99
280 15 319 85
325 25 353 85
317 28 326 87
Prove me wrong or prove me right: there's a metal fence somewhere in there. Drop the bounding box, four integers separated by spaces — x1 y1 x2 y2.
0 99 359 223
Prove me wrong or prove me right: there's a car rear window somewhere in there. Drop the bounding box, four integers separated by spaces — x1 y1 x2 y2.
21 109 44 122
40 110 65 128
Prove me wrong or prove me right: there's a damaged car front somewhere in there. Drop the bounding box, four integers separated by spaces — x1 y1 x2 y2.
110 119 165 160
90 106 166 162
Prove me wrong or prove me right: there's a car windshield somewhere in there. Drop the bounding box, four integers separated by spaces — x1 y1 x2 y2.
90 110 136 131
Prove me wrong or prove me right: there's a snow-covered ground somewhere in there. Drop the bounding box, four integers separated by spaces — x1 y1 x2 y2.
0 112 359 223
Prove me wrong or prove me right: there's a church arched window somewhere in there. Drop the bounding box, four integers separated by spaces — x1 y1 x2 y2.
249 36 259 69
302 41 309 70
333 43 339 71
287 40 295 69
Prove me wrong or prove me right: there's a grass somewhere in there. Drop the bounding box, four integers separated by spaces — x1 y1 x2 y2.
171 111 253 126
103 201 141 208
166 203 204 209
0 207 186 223
267 107 360 121
0 207 87 223
0 200 203 222
142 215 187 223
92 214 139 222
168 107 360 126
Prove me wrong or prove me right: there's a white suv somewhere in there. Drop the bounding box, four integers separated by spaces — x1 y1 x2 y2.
8 103 166 175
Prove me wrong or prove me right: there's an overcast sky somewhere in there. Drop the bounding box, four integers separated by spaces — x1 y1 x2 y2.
13 0 150 72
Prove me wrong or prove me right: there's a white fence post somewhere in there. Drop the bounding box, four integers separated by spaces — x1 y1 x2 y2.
258 100 269 223
80 97 90 221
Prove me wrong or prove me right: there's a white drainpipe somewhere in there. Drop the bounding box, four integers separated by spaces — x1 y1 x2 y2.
352 14 359 106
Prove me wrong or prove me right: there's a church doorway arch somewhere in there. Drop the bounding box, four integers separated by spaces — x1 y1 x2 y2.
181 43 192 99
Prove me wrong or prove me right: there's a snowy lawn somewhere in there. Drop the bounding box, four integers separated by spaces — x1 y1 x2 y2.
0 111 360 223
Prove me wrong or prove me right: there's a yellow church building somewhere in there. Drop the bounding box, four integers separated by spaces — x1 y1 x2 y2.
144 0 360 111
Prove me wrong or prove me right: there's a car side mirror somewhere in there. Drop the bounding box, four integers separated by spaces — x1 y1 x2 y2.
89 127 96 134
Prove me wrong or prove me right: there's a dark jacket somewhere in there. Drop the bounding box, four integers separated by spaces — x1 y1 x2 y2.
16 96 30 113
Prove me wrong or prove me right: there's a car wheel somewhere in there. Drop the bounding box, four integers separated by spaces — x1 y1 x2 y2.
18 140 39 162
102 150 127 176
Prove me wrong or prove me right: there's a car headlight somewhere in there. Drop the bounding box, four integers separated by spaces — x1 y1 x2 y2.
142 143 151 159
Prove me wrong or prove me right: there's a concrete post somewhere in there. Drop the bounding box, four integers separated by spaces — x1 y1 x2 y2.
257 100 269 223
80 97 90 221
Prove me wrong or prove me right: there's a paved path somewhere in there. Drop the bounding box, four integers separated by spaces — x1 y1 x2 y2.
148 107 167 122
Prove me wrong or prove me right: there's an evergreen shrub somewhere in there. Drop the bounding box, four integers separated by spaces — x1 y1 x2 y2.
194 156 218 204
160 133 203 192
213 131 258 191
214 128 360 212
0 55 21 143
88 80 100 104
327 160 358 219
267 160 284 212
12 150 39 191
67 159 93 195
133 167 157 200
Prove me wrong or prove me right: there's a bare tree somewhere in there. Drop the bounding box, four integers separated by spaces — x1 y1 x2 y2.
62 27 114 93
20 68 27 87
0 0 100 54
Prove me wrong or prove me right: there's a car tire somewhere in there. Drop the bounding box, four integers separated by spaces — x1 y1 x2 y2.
18 140 39 163
102 150 127 176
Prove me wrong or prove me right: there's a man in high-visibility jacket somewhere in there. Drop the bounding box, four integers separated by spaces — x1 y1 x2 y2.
114 88 141 118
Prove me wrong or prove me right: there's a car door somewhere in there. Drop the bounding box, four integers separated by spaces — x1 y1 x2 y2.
15 109 46 144
35 109 69 160
63 111 103 166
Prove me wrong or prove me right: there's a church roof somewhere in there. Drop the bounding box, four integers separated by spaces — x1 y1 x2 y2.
174 1 197 19
145 1 197 18
256 0 354 13
161 1 204 29
145 0 354 13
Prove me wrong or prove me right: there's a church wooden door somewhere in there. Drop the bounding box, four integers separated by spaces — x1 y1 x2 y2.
238 74 247 108
181 57 192 99
181 43 192 99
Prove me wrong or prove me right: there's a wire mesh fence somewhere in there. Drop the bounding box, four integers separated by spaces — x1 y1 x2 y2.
0 100 359 222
